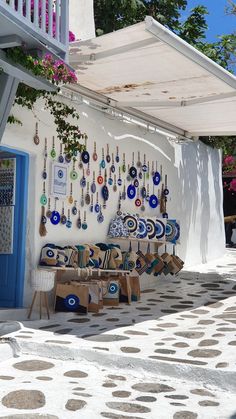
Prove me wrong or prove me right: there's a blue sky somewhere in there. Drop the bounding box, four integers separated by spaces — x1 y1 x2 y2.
185 0 235 41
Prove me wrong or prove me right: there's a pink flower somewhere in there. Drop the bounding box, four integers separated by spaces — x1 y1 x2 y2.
230 178 236 192
224 155 235 166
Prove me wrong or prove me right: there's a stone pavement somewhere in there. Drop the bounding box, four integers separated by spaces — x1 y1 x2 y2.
0 250 236 418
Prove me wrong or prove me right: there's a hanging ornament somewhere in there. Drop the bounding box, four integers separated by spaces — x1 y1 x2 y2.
78 153 83 170
146 161 150 180
100 147 106 169
50 136 56 159
103 199 107 210
33 122 40 145
102 169 109 201
40 181 47 206
72 200 78 216
137 151 141 168
81 188 85 207
135 188 141 207
164 174 169 196
129 152 137 179
50 198 60 225
58 143 64 163
95 192 100 213
90 193 94 212
151 161 155 177
39 206 47 236
46 198 52 218
97 205 104 223
140 196 146 212
127 183 136 200
77 210 82 229
153 161 161 186
70 159 78 181
106 144 111 163
80 169 86 188
141 176 146 198
111 153 115 173
117 193 122 216
66 209 72 228
44 137 48 159
65 154 71 164
93 141 98 161
97 166 104 185
146 183 150 202
82 211 88 230
122 153 126 173
91 171 96 193
85 183 91 205
122 182 126 200
42 158 47 180
134 178 139 188
142 154 147 172
61 202 67 224
68 183 73 204
149 194 159 209
86 161 90 176
108 168 113 186
113 174 117 192
117 167 122 186
81 138 90 164
126 164 131 182
115 145 120 163
163 212 169 219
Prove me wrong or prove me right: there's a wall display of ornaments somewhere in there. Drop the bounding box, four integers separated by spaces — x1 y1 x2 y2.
38 135 171 236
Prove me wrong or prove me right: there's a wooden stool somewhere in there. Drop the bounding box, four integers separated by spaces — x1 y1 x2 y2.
28 291 50 320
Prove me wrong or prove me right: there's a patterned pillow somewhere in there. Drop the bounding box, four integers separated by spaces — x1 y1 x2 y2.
86 244 100 268
121 213 139 238
165 219 177 244
57 246 66 267
39 244 58 266
108 215 129 238
137 217 147 239
76 245 90 268
109 245 123 270
122 250 138 271
155 218 167 241
64 246 78 268
96 243 112 269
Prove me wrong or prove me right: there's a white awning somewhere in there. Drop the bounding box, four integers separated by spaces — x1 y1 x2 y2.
69 16 236 139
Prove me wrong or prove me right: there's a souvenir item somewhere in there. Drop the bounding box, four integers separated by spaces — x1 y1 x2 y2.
156 218 166 241
142 154 147 172
97 206 104 223
122 153 126 173
33 122 40 145
123 213 139 237
135 188 141 207
149 193 158 209
113 174 117 192
82 211 88 230
164 174 169 196
136 242 148 276
126 164 131 182
78 153 83 169
50 199 60 225
58 143 64 163
111 153 115 173
127 183 136 199
91 171 96 193
166 219 177 244
90 194 94 212
160 184 166 213
46 198 52 218
85 183 91 205
138 171 143 180
108 168 113 186
86 161 90 176
65 154 71 164
100 147 106 169
61 202 67 224
122 242 138 271
93 141 98 161
117 167 122 186
77 210 81 229
146 161 150 180
163 212 168 219
39 244 58 266
80 169 86 188
68 183 73 204
50 136 56 159
122 182 126 200
66 209 72 228
137 151 141 168
70 160 78 180
108 215 129 238
81 139 90 164
140 197 145 212
151 161 155 177
129 152 137 179
115 146 120 163
55 282 89 313
134 178 139 188
72 200 78 216
102 170 109 201
40 181 47 206
95 192 100 213
39 206 47 237
146 184 150 202
97 167 104 185
106 144 111 163
81 188 85 207
42 158 47 180
146 218 156 240
44 137 48 158
137 217 147 239
117 193 122 216
153 161 161 185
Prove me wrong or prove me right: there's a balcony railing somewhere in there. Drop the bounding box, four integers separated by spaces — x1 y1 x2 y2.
0 0 69 60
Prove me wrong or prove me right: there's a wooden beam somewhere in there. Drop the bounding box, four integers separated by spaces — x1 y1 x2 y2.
0 73 19 142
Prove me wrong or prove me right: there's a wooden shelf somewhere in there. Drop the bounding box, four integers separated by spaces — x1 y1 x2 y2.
38 266 130 275
108 236 167 245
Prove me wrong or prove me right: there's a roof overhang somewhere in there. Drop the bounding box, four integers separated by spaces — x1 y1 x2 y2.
69 16 236 139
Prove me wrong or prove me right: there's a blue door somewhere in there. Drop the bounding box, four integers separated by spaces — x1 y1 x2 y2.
0 149 29 307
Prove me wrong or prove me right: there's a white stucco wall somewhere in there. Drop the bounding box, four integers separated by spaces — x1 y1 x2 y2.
1 98 225 307
69 0 95 41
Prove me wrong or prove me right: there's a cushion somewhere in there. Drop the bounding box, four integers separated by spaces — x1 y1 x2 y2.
39 244 58 266
64 246 78 268
76 245 90 268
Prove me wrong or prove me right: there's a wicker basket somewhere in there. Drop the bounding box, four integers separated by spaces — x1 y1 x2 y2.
30 269 56 292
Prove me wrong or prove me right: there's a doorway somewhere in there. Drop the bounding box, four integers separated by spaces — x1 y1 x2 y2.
0 147 29 307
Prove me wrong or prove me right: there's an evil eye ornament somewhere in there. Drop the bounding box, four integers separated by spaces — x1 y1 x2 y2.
164 188 169 196
134 178 139 188
111 165 115 173
58 155 64 163
42 171 47 180
126 173 131 182
106 155 111 163
95 203 100 213
156 219 166 240
100 159 106 169
66 219 72 229
50 211 60 225
90 204 94 213
91 182 96 193
109 282 118 294
162 212 169 219
80 177 86 188
127 184 136 200
70 170 78 181
138 172 143 180
149 194 159 209
41 216 47 224
65 294 80 310
108 177 113 186
65 154 71 163
115 155 120 163
142 164 148 173
86 167 90 176
141 187 146 198
97 175 103 185
61 215 67 225
72 206 77 216
135 198 141 207
77 218 81 229
40 194 47 206
93 152 98 161
153 172 161 186
129 166 137 179
97 212 104 223
117 178 122 186
102 185 109 201
82 222 88 230
81 150 90 164
50 149 56 159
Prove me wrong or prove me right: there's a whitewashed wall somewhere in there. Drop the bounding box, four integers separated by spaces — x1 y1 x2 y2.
69 0 95 40
1 98 225 306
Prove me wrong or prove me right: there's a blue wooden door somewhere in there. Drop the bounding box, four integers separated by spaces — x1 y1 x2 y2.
0 150 28 307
